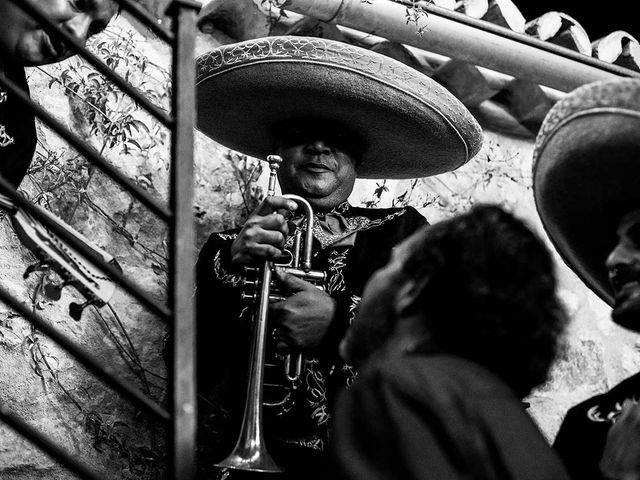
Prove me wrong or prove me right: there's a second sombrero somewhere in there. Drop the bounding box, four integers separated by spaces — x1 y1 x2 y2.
196 36 483 180
532 78 640 306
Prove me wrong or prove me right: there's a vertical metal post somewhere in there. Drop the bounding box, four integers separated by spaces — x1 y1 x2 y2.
167 1 200 478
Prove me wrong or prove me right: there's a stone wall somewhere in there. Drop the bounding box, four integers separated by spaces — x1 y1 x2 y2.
0 3 638 479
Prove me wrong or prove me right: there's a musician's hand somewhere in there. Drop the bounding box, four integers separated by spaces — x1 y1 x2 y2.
269 267 336 353
600 399 640 480
230 197 297 266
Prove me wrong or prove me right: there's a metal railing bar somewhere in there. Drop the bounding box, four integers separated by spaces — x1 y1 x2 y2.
0 176 172 322
166 0 200 478
116 0 174 43
0 403 103 480
8 0 175 128
0 286 171 423
0 74 172 222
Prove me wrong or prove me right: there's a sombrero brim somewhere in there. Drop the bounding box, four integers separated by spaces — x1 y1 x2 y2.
533 79 640 306
195 36 482 179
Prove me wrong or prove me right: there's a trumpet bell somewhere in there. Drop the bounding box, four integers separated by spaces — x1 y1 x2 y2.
216 445 283 473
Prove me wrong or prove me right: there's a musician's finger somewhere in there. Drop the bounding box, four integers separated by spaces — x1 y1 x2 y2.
268 299 284 318
273 266 315 292
255 196 298 216
249 244 282 260
275 208 296 221
255 229 285 249
259 213 289 236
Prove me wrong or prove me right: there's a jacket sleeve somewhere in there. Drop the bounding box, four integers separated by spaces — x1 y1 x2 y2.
553 400 610 480
196 230 250 391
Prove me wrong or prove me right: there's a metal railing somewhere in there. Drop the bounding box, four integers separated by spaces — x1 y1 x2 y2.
0 0 200 478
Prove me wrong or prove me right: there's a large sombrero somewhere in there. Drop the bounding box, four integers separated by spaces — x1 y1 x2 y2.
196 36 483 179
532 78 640 305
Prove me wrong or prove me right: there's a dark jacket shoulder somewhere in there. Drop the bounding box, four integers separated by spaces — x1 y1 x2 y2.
0 62 37 188
553 372 640 480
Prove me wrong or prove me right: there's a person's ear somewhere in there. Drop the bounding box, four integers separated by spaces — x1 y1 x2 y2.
393 272 431 317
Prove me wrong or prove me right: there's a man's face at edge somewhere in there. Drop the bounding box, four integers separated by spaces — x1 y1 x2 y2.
606 208 640 331
0 0 117 66
339 227 429 368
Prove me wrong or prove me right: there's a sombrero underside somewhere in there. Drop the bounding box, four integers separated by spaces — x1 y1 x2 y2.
196 36 483 179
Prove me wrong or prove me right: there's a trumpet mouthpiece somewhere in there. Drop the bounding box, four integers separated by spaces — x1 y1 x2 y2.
267 155 283 170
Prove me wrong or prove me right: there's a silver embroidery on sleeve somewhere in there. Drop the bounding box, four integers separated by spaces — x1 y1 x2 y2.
0 125 15 148
343 294 361 388
326 249 348 295
587 396 640 423
305 358 330 425
348 295 361 325
212 248 243 286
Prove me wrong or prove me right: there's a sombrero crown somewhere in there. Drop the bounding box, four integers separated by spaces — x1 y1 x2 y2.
196 36 483 179
532 78 640 305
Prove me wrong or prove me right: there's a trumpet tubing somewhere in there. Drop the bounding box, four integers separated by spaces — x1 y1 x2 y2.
215 155 327 473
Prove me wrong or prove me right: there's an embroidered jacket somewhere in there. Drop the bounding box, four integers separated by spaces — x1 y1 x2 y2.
553 371 640 480
195 203 427 476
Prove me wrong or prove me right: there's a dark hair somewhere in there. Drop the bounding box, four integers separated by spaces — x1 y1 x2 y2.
403 204 567 398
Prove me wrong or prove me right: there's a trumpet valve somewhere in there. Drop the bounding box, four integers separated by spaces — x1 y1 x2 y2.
284 354 303 382
279 266 326 284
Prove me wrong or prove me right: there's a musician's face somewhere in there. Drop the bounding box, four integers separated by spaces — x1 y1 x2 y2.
275 122 360 212
0 0 117 66
606 209 640 332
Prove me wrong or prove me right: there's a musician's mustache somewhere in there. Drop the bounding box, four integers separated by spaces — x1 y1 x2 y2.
609 265 640 292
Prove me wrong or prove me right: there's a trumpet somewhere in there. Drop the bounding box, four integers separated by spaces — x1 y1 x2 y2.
215 155 326 473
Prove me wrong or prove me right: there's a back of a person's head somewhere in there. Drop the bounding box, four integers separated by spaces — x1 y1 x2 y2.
403 204 567 398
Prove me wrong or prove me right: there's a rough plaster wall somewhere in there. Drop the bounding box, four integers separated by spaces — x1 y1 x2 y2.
1 6 639 480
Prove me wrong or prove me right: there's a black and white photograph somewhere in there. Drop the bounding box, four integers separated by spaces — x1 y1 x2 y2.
0 0 639 479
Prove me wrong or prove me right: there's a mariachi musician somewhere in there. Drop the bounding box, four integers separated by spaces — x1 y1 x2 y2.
194 36 483 479
532 78 640 480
